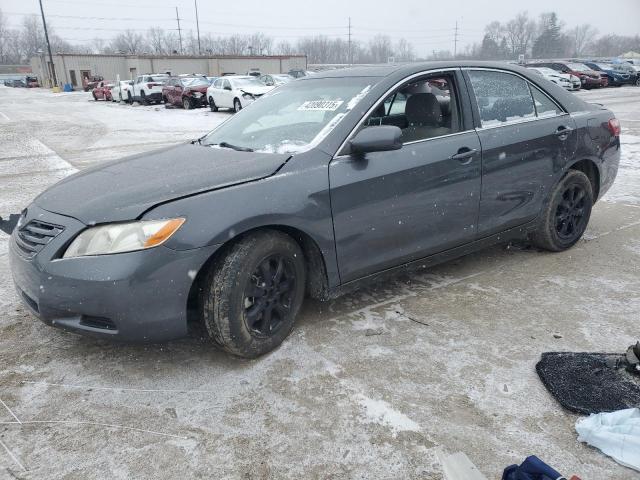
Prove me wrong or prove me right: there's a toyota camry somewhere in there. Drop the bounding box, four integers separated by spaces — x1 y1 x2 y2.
10 62 620 358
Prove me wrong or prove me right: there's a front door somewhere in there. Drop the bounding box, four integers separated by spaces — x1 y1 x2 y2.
329 71 482 283
465 69 578 236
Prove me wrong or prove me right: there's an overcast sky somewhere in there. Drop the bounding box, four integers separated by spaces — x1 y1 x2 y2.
3 0 639 56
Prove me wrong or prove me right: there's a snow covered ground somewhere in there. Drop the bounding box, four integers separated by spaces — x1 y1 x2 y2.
0 85 639 479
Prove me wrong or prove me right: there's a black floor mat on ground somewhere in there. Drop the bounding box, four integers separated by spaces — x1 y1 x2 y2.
536 352 640 415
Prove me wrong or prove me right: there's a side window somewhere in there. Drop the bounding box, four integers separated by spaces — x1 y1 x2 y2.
213 79 223 89
529 84 562 118
467 70 535 127
223 79 231 90
363 73 460 143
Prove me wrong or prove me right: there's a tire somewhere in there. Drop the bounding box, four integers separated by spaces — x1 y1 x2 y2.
233 98 242 113
127 92 133 104
636 77 640 87
200 230 306 358
183 97 192 110
209 96 218 112
140 90 148 105
92 93 98 101
531 170 593 252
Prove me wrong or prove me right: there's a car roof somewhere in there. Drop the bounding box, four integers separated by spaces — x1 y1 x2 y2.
306 61 566 79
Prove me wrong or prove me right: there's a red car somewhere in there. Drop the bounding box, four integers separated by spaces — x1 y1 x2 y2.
162 76 209 109
92 81 113 101
531 62 605 89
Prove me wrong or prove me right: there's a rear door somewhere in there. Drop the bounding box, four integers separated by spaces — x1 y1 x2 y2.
464 68 577 236
221 79 233 108
329 69 482 282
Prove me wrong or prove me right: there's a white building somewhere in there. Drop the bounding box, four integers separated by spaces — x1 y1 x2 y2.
30 53 308 88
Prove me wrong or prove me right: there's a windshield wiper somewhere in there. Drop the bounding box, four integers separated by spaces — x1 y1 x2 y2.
215 142 254 152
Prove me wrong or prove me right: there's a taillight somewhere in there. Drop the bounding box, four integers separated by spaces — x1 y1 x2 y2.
608 118 621 137
147 83 159 89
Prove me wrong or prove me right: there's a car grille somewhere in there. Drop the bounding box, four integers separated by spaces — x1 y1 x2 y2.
14 220 64 259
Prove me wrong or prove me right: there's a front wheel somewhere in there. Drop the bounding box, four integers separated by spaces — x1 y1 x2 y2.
127 92 132 104
531 170 593 252
209 97 218 112
200 230 306 358
234 98 242 113
183 97 192 110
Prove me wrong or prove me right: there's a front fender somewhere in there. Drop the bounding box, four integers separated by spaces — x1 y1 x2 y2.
143 149 340 287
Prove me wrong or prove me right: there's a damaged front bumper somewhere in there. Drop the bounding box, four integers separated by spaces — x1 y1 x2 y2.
9 204 219 342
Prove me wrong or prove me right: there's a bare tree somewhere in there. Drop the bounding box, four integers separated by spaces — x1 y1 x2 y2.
569 24 598 56
504 11 537 56
368 35 393 63
109 29 146 54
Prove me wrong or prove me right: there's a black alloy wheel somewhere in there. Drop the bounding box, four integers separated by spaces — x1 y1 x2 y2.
244 255 297 338
531 170 593 252
555 184 588 241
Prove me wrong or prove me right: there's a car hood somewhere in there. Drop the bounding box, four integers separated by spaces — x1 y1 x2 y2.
238 85 273 96
34 143 290 224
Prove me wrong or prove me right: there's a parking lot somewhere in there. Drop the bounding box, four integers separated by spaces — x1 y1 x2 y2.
0 84 639 479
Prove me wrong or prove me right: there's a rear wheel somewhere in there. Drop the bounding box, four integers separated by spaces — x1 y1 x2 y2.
234 98 242 113
140 90 148 105
183 97 192 110
200 230 306 358
531 170 593 252
209 96 218 112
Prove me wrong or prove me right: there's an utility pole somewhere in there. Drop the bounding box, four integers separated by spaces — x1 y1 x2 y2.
175 7 183 55
194 0 201 55
453 20 458 58
348 17 352 66
38 0 57 87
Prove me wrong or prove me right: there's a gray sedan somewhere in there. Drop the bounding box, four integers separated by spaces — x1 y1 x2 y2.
10 62 621 358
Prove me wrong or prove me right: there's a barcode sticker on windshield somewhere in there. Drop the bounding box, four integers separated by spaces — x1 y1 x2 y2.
298 100 344 111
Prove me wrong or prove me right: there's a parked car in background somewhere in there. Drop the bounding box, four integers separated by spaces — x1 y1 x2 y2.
110 80 133 102
162 76 209 109
82 75 103 92
583 62 636 86
4 79 27 87
10 62 621 358
288 69 316 78
526 66 580 90
259 73 294 87
128 73 169 104
206 76 218 85
91 81 113 101
207 75 273 112
533 62 605 88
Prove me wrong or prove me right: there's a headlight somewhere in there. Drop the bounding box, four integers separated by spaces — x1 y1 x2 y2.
63 218 185 258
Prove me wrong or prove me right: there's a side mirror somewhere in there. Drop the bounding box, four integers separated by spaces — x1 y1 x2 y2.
350 126 402 154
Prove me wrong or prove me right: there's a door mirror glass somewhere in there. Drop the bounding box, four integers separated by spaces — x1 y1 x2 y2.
350 126 402 154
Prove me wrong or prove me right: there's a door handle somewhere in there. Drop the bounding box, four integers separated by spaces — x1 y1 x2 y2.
450 148 478 164
555 125 573 140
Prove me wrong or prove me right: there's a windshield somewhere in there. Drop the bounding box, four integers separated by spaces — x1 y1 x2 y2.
182 77 209 87
202 77 374 154
568 63 591 72
233 77 264 88
274 75 293 84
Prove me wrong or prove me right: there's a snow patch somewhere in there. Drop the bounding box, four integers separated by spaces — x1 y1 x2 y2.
354 393 420 433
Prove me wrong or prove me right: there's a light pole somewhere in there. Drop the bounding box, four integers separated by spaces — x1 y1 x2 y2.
38 0 58 87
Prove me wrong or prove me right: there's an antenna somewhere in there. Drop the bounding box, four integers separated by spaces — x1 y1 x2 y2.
175 7 183 55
